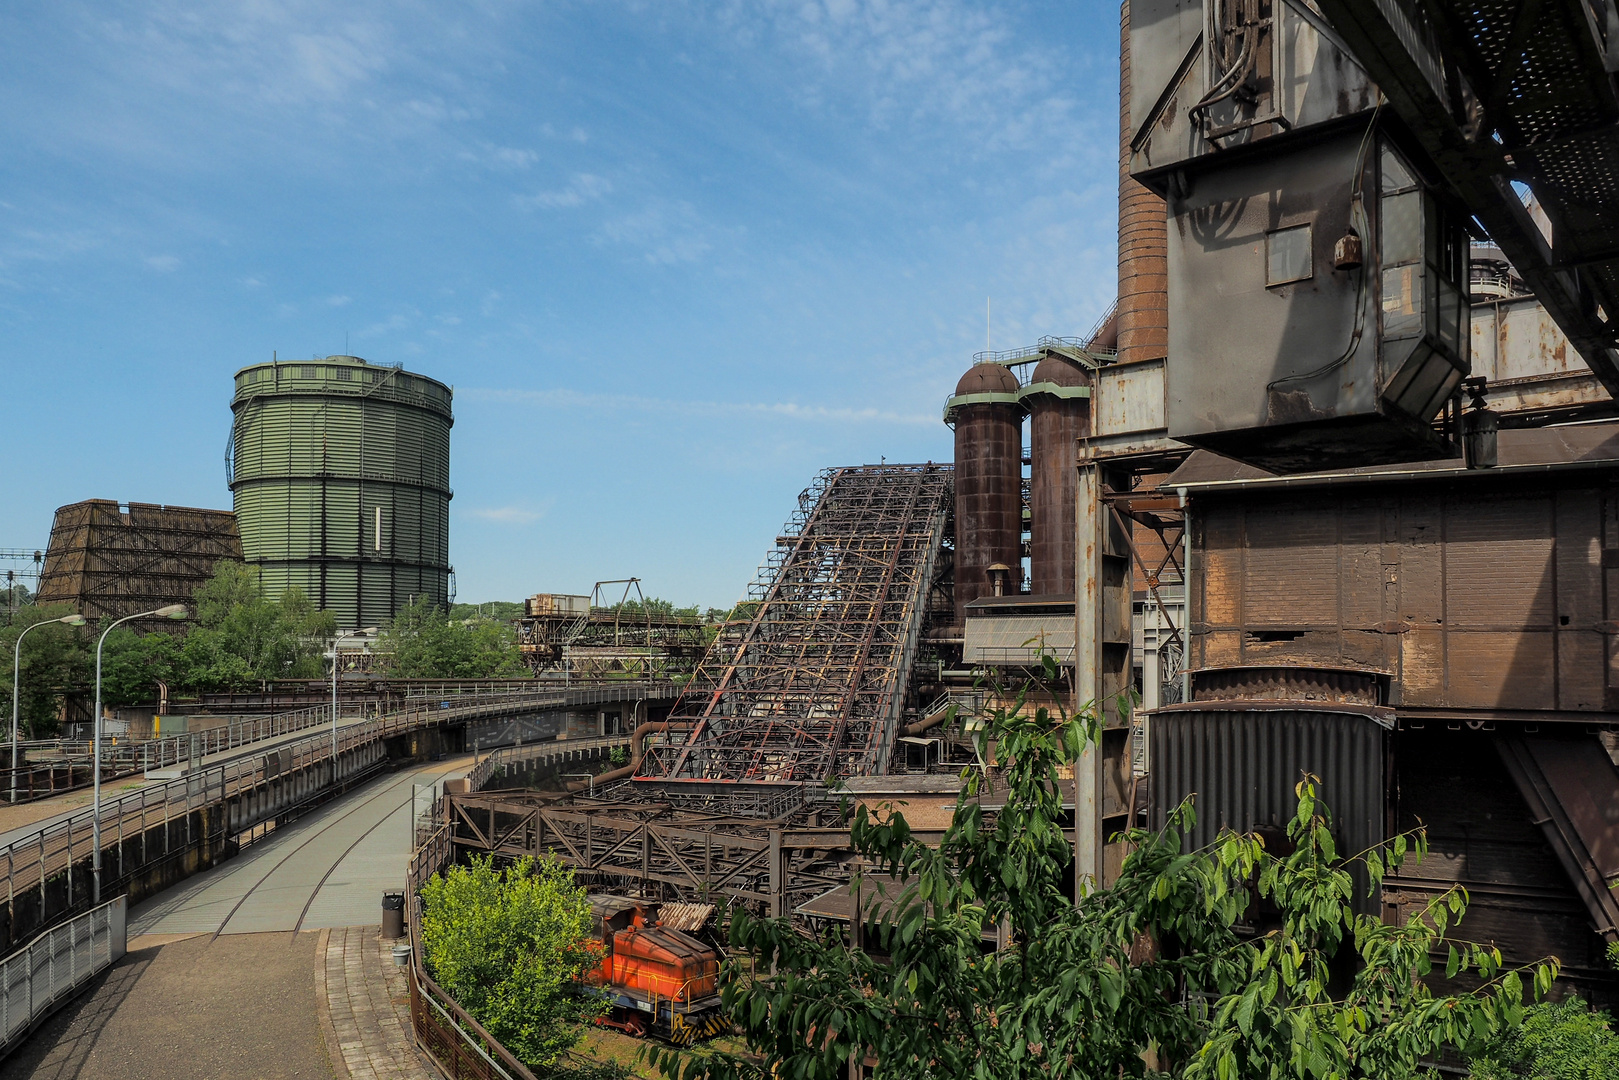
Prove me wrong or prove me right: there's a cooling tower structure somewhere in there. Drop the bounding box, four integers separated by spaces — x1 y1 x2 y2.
1025 353 1091 595
229 356 453 629
944 362 1023 625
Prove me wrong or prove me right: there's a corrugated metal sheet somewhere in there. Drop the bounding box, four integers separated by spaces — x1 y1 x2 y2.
229 357 452 628
657 903 714 934
963 613 1076 666
1148 703 1389 912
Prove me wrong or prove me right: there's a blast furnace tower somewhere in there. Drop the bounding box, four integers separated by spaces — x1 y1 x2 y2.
229 355 453 628
944 362 1023 624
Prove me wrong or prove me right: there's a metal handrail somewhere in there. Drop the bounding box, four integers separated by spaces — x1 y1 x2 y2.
0 685 668 916
0 895 126 1056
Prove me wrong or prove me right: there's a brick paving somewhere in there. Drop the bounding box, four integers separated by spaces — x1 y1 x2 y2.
317 926 435 1080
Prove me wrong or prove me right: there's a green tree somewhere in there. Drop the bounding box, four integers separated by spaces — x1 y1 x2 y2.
420 854 605 1070
1466 997 1619 1080
97 628 182 708
175 561 336 691
0 604 92 738
449 600 526 622
380 596 527 678
650 658 1556 1080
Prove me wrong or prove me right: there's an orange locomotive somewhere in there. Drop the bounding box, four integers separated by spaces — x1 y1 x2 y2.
586 895 727 1044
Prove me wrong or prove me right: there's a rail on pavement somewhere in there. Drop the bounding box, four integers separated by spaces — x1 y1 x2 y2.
0 895 126 1061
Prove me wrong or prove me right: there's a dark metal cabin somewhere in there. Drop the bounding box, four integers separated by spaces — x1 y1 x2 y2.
1129 1 1471 471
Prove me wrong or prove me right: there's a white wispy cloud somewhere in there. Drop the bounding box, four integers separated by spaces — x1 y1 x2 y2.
460 386 934 425
702 0 1088 155
145 254 181 271
517 173 612 210
597 199 712 265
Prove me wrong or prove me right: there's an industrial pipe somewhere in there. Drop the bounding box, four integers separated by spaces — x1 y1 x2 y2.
901 705 957 738
568 720 686 790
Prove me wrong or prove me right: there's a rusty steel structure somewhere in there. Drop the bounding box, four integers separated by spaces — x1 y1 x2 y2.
35 500 242 622
945 366 1022 623
1027 352 1093 595
1316 0 1619 403
636 464 952 787
517 582 708 680
443 792 852 919
1117 0 1169 367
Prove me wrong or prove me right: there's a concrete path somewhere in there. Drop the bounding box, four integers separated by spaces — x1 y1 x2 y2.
0 931 335 1080
1 755 475 1079
130 755 472 938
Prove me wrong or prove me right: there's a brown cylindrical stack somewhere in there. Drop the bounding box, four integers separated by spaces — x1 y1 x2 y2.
951 362 1024 624
1027 354 1091 595
1118 0 1168 365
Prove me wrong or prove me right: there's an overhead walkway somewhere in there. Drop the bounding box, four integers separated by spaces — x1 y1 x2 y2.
637 464 953 788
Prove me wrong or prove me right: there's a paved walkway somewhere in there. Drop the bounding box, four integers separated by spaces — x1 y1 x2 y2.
0 931 335 1080
2 757 474 1078
318 927 432 1080
131 756 471 937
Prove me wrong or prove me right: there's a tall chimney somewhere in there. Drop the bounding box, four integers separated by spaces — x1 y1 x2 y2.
1118 1 1168 365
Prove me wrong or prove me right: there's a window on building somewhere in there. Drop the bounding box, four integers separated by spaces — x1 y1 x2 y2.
1266 223 1313 285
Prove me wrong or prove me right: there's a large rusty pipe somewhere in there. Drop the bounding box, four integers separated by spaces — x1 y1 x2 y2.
569 721 684 790
901 705 957 738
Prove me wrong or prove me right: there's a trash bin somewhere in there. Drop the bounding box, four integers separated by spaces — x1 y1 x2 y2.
382 891 405 939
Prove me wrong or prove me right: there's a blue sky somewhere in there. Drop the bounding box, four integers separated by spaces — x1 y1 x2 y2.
1 1 1120 610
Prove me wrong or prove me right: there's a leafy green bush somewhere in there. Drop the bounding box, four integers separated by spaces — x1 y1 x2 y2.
1467 998 1619 1080
381 596 528 678
420 854 604 1069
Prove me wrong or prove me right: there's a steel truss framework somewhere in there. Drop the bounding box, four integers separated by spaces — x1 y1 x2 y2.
36 500 243 622
446 792 859 918
638 464 953 784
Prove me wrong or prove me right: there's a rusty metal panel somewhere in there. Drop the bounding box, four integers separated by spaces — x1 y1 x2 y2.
1388 727 1618 1006
1190 666 1382 706
1148 703 1389 913
1242 507 1339 627
1443 495 1555 629
1093 359 1166 437
1445 632 1556 710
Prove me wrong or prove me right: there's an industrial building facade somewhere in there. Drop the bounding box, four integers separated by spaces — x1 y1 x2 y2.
229 355 453 629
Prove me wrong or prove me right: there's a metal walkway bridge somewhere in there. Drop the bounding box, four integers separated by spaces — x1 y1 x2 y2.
1318 0 1619 397
0 681 674 956
637 464 953 789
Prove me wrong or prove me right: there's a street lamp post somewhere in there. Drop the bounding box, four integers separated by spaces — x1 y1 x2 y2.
11 613 88 804
92 603 188 903
328 639 340 769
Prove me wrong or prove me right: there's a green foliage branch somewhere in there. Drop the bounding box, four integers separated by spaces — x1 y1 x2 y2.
381 595 528 679
647 655 1558 1080
420 854 605 1070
